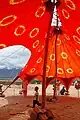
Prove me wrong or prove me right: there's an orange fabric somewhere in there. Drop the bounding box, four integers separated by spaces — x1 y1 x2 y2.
46 0 80 88
20 0 80 88
0 1 51 77
57 0 80 87
0 0 80 89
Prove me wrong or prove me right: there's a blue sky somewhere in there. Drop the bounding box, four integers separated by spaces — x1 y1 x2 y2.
0 45 31 69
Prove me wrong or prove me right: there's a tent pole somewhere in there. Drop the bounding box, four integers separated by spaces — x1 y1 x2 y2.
22 80 28 97
42 2 54 109
53 14 59 98
42 25 51 108
1 76 19 94
52 0 62 98
53 32 58 98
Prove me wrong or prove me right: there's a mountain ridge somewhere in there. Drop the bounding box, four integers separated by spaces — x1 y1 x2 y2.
0 68 22 80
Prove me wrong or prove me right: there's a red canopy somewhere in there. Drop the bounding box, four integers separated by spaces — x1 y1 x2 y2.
0 0 80 89
0 0 51 49
57 0 80 88
0 0 51 77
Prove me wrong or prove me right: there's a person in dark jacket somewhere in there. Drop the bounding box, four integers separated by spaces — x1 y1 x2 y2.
60 86 66 95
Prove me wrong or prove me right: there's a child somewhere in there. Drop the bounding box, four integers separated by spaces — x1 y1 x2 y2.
33 86 41 108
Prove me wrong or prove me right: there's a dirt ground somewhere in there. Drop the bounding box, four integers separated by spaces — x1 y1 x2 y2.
0 96 80 120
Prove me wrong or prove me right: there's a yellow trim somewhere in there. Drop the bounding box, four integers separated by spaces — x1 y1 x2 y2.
0 15 17 26
29 28 39 38
65 0 76 10
62 9 70 19
35 6 46 18
14 25 26 36
10 0 26 5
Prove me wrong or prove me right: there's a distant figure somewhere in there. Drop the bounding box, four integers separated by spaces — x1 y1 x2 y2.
56 81 60 95
0 84 3 93
33 86 41 108
60 86 66 95
0 84 5 97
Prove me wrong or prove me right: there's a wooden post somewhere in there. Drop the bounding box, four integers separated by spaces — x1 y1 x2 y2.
65 87 69 95
23 80 28 97
78 89 79 98
42 2 54 108
53 14 59 98
1 76 19 94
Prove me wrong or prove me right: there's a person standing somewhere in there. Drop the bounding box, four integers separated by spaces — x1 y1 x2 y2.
60 86 66 95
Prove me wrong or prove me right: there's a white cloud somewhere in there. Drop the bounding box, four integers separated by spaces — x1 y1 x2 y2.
0 45 31 69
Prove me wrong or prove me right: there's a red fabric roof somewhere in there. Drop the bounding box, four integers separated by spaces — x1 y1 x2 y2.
0 0 80 89
57 0 80 87
0 0 52 84
21 0 80 88
0 0 51 49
